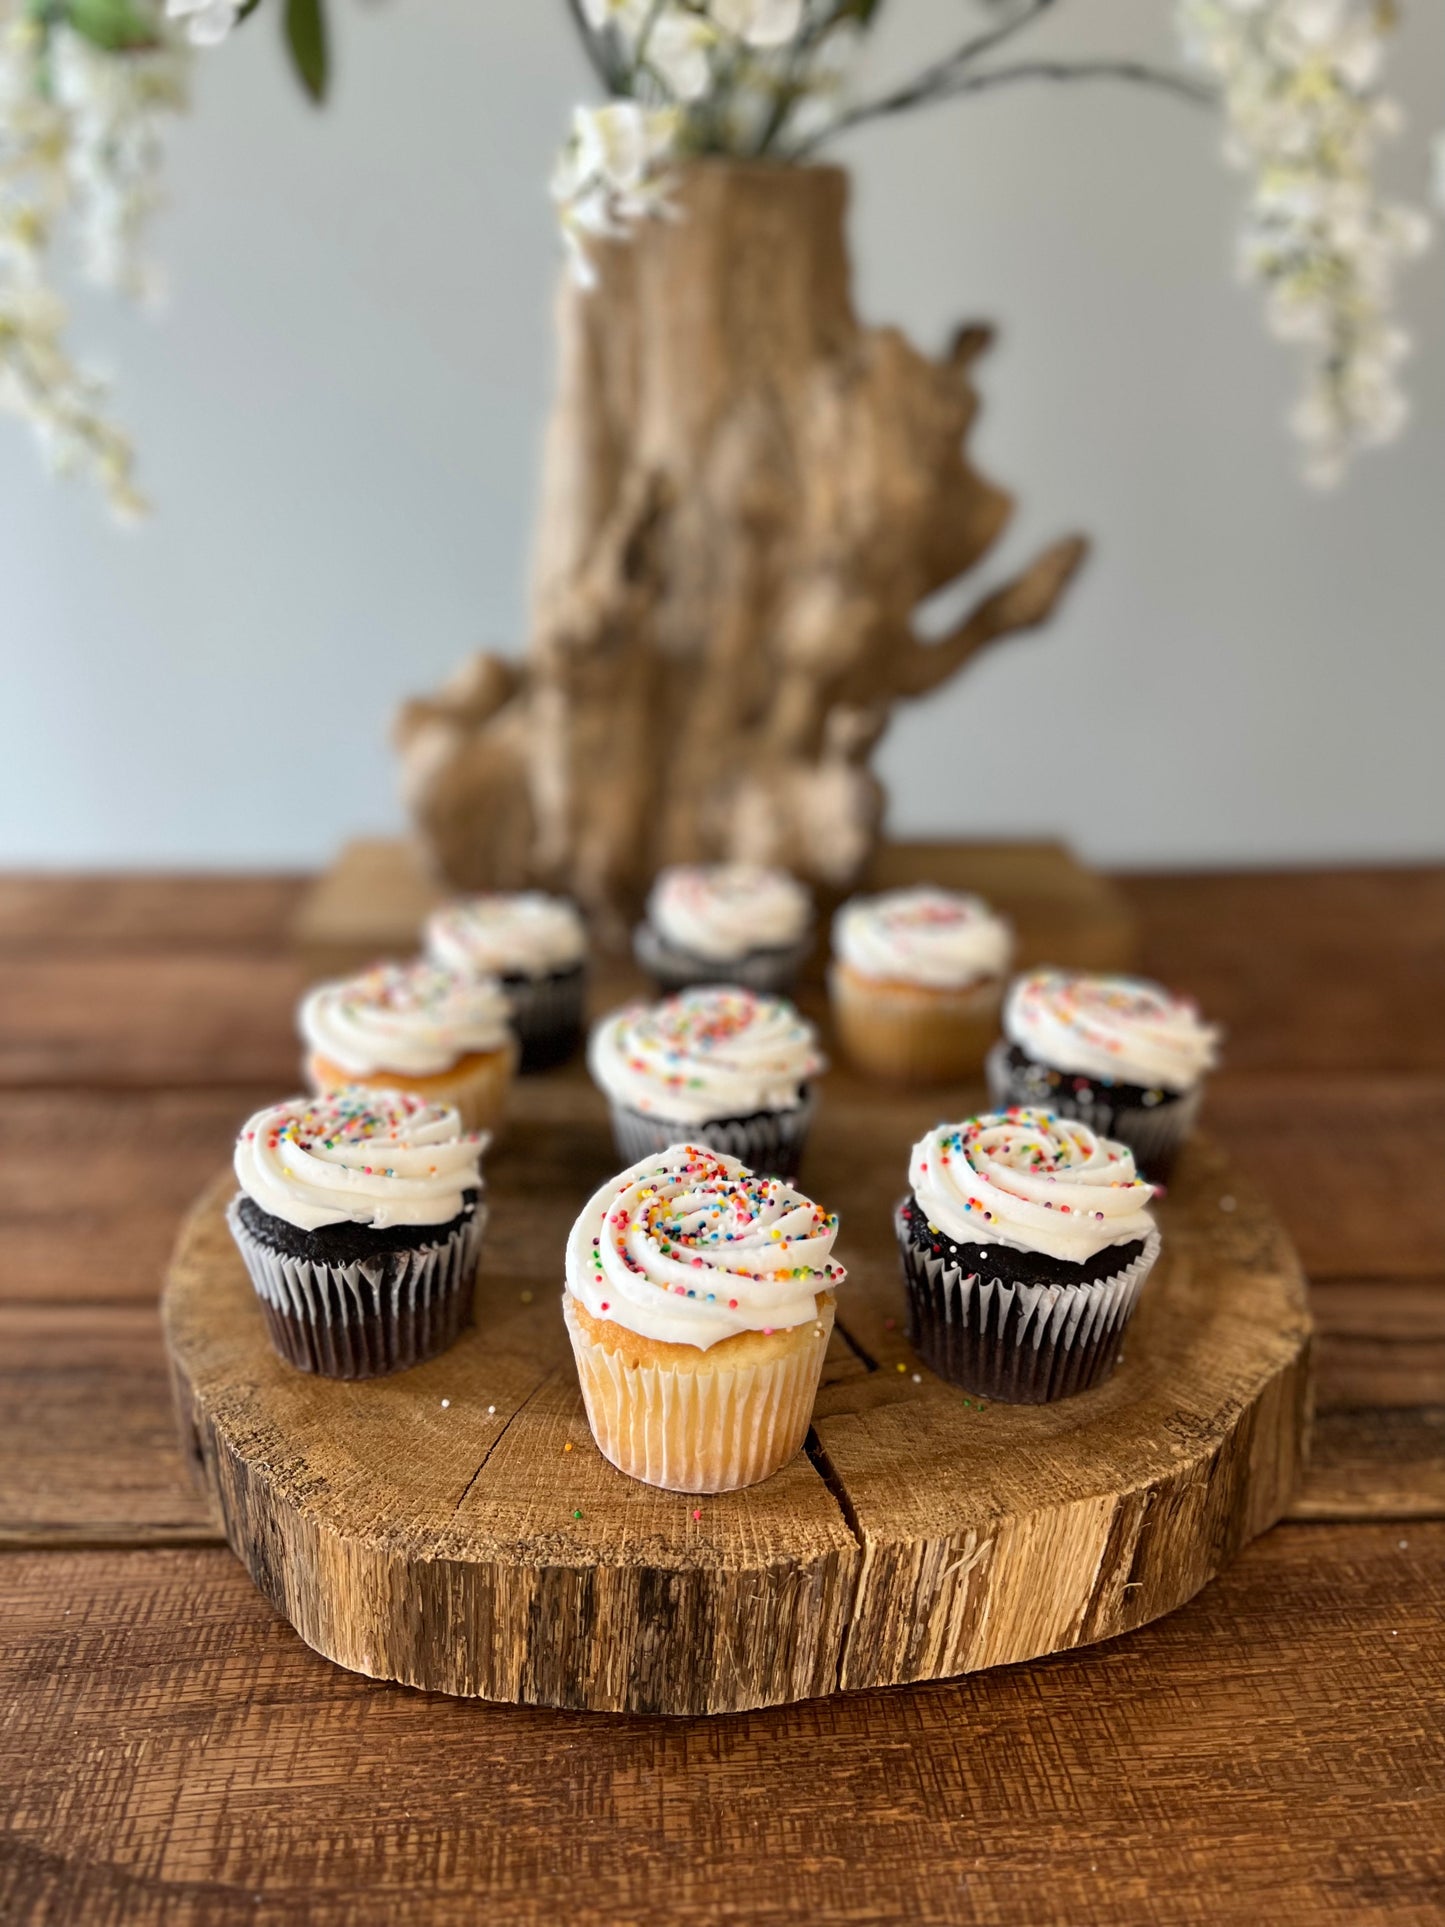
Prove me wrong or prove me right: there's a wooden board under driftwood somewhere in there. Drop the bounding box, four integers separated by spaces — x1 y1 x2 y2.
163 1055 1311 1717
291 836 1138 981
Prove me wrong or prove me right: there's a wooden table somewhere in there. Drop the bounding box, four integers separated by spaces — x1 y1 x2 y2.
2 869 1442 1925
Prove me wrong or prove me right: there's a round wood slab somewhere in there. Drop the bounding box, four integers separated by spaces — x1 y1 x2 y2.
163 1076 1312 1717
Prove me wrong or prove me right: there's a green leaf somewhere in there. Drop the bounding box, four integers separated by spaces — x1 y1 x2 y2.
64 0 159 53
283 0 327 103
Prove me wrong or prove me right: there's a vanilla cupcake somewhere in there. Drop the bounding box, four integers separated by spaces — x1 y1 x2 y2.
229 1087 488 1377
986 970 1221 1179
829 886 1012 1084
300 960 517 1135
634 864 813 995
425 892 588 1071
588 985 824 1179
897 1109 1160 1403
563 1144 844 1492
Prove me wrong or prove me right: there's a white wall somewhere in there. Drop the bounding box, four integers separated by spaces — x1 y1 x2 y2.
2 0 1441 871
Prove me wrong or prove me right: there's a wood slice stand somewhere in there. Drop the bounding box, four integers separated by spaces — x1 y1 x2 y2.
164 1048 1311 1716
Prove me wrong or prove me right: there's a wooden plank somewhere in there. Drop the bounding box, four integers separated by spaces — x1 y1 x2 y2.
1 1529 1442 1926
1205 1076 1445 1280
1123 867 1445 1074
0 956 305 1088
0 875 308 954
0 1307 218 1546
292 836 1139 980
0 1091 263 1305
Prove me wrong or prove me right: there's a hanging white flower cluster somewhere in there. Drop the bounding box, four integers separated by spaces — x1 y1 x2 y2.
1178 0 1431 486
0 5 188 515
553 0 851 285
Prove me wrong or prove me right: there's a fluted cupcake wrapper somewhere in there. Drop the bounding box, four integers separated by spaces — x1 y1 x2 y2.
984 1039 1201 1181
896 1204 1161 1404
632 922 813 998
563 1294 834 1493
227 1195 487 1379
607 1091 815 1181
503 965 587 1072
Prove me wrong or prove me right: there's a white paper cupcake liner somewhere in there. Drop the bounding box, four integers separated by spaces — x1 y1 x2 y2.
563 1293 833 1492
607 1090 815 1180
227 1195 487 1379
502 965 587 1071
632 922 813 997
895 1202 1161 1403
985 1039 1201 1180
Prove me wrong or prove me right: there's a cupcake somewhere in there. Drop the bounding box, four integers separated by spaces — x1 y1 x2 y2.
896 1108 1160 1403
633 864 813 995
425 892 588 1071
563 1143 844 1492
588 984 824 1180
229 1087 488 1378
829 885 1013 1085
300 959 516 1135
986 969 1221 1180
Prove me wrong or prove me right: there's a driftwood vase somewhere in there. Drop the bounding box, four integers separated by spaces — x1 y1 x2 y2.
396 161 1086 936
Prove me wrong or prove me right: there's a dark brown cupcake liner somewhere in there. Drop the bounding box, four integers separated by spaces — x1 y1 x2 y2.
227 1195 487 1378
631 922 813 997
607 1091 815 1181
984 1039 1201 1181
895 1200 1161 1404
503 964 587 1072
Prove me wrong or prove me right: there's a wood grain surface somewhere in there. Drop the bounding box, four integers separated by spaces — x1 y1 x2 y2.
1 868 1442 1922
160 1119 1309 1712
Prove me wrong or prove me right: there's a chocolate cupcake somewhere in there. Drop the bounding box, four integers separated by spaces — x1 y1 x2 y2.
897 1108 1160 1403
300 959 517 1136
986 969 1221 1179
563 1143 844 1492
633 864 813 996
426 892 588 1071
229 1088 488 1378
829 886 1012 1085
588 985 824 1180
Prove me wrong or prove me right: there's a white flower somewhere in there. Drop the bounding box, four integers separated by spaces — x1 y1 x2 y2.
165 0 239 49
644 12 717 102
711 0 805 49
1179 0 1431 484
552 101 682 287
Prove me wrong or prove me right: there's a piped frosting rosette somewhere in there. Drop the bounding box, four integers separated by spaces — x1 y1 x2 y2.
833 886 1012 988
1002 970 1220 1094
589 986 824 1177
987 971 1221 1178
426 893 586 981
909 1108 1157 1265
647 864 812 964
563 1145 844 1491
234 1087 486 1230
566 1143 844 1350
228 1088 488 1378
301 960 513 1077
898 1108 1162 1404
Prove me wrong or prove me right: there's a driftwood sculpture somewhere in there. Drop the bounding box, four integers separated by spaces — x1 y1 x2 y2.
396 162 1086 935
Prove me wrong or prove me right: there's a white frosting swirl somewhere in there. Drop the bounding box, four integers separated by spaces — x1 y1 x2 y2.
834 886 1012 988
588 986 824 1123
300 960 512 1077
909 1108 1156 1264
647 864 811 963
1005 969 1220 1095
426 893 586 980
565 1143 845 1349
235 1088 485 1231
